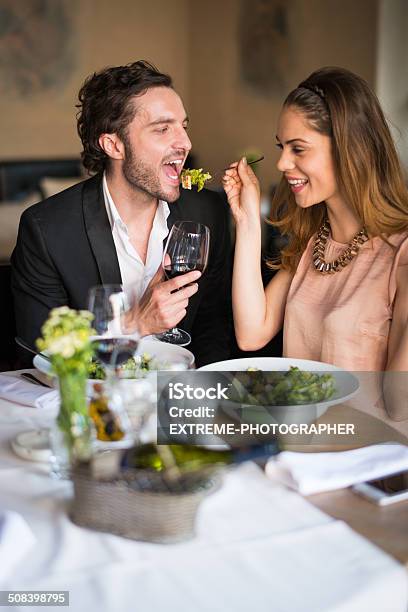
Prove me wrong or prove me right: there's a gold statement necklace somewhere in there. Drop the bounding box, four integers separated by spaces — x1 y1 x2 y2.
313 218 369 274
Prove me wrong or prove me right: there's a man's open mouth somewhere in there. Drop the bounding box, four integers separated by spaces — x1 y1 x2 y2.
163 159 184 182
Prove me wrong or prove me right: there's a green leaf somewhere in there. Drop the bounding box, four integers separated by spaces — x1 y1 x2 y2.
180 168 212 191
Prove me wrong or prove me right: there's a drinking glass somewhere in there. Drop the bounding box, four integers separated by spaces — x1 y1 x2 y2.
157 221 210 346
87 285 141 446
88 284 139 373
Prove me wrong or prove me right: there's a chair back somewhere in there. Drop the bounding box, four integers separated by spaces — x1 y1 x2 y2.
0 263 16 370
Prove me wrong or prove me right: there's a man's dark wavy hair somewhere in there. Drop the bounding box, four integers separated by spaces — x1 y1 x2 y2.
76 60 173 174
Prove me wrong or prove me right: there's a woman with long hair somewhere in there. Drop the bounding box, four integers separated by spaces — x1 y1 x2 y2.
223 67 408 421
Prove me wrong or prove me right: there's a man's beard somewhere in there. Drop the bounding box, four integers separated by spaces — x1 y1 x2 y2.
122 141 180 203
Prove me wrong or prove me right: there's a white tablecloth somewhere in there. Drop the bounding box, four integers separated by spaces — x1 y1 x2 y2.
0 375 407 612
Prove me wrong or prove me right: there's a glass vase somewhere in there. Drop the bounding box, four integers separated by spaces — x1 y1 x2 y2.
50 370 93 479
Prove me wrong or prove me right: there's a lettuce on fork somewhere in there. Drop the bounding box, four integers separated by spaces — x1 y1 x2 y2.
181 168 212 192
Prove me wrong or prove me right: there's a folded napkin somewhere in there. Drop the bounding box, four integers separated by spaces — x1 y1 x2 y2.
265 443 408 495
0 374 59 411
0 510 36 584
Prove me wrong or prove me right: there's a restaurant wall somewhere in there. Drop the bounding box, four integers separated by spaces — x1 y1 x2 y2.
187 0 378 191
0 0 190 160
376 0 408 169
1 0 378 192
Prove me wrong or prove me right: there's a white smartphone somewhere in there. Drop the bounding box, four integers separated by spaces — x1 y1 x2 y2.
352 471 408 506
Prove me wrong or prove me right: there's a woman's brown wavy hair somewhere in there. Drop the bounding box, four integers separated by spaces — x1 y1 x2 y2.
268 66 408 272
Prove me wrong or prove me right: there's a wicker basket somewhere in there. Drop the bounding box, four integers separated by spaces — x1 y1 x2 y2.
70 464 219 543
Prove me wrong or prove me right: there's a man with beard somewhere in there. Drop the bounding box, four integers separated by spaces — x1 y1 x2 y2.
11 61 232 366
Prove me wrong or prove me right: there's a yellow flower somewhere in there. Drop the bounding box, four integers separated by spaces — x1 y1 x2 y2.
36 307 95 368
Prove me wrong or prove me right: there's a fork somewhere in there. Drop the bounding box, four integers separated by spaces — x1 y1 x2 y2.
20 372 52 389
223 155 265 172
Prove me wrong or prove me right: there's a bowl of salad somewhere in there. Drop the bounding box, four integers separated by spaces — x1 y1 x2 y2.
33 338 195 391
198 357 359 426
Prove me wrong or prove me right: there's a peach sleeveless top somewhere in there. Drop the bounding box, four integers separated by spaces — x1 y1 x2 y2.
283 232 408 371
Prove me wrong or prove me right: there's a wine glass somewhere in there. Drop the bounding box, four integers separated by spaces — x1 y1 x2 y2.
157 221 210 346
87 284 142 448
88 284 140 372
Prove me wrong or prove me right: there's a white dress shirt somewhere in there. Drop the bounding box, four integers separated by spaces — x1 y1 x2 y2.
103 173 170 299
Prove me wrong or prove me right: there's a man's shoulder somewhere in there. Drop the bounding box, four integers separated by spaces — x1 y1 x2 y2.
21 173 102 223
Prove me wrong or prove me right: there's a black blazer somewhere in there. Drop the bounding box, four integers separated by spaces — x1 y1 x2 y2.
11 173 232 367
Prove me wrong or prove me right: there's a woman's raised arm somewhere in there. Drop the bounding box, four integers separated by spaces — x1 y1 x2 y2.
223 158 293 350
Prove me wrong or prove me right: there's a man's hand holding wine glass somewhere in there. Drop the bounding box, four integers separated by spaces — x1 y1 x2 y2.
155 221 210 345
138 264 201 337
89 221 209 351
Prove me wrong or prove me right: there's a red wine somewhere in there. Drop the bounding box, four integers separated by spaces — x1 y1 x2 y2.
93 337 139 367
164 261 205 281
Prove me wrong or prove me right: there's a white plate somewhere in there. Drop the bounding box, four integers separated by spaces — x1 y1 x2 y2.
11 429 52 463
33 338 195 387
11 428 136 463
198 357 359 424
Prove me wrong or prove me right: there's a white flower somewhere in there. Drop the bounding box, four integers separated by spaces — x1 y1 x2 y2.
47 335 75 358
37 306 94 360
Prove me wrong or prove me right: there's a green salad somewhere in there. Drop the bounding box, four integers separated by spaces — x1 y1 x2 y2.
180 168 212 192
88 353 164 380
229 367 336 406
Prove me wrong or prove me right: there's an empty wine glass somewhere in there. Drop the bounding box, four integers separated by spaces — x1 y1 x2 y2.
157 221 210 346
